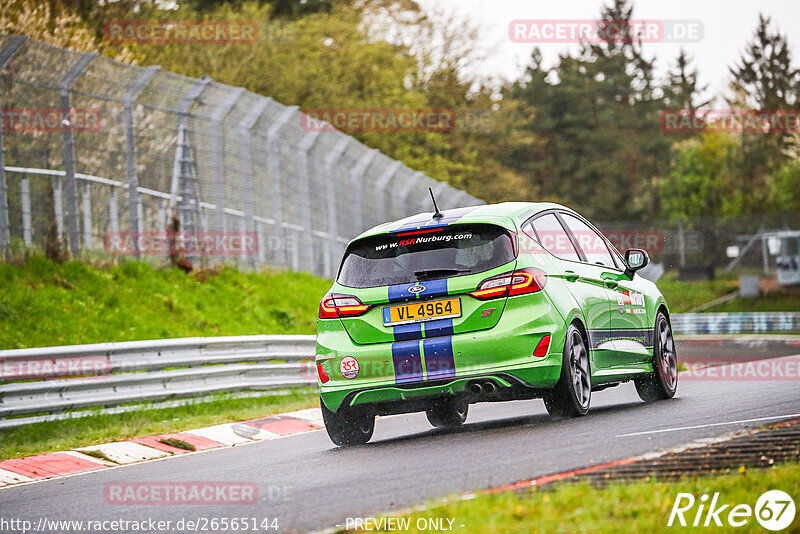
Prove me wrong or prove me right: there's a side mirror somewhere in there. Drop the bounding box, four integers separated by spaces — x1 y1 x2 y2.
624 248 649 279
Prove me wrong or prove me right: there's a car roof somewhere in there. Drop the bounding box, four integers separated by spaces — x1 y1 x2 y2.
353 201 578 241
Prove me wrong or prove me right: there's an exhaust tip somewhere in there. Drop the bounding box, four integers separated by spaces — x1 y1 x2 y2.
469 382 483 395
483 381 497 394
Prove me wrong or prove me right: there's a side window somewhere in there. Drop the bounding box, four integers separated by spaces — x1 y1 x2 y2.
560 213 616 267
530 213 581 261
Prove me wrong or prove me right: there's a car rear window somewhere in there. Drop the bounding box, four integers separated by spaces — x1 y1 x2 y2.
337 224 516 288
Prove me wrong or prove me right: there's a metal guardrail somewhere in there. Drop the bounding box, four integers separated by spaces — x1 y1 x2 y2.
0 335 317 428
671 312 800 335
2 313 799 429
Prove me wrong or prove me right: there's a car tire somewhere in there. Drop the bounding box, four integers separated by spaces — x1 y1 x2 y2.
320 397 375 446
543 324 591 417
426 397 469 428
635 312 678 402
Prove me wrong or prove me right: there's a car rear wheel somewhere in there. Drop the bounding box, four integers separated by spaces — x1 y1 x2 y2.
635 312 678 402
320 397 375 446
426 397 469 428
543 324 591 417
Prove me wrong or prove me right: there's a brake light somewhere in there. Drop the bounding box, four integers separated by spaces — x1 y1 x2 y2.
469 268 546 300
316 362 330 383
318 295 371 319
533 334 551 357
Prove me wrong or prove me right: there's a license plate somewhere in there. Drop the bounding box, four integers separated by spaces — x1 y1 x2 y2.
383 298 461 326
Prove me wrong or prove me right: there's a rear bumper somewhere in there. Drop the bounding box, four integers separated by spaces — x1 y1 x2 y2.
316 295 567 412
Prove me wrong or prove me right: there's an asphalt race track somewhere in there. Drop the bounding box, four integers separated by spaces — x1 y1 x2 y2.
1 350 799 533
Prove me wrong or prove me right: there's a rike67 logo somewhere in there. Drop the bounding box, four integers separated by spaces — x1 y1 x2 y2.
668 490 795 530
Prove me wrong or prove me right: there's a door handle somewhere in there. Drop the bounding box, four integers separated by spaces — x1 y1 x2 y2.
564 271 579 282
604 280 618 289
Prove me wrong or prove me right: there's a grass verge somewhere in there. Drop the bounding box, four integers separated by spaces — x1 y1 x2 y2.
655 272 739 313
374 463 800 533
0 254 331 349
0 389 319 460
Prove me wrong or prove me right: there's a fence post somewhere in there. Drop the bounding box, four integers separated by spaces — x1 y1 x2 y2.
60 52 97 257
52 176 63 240
265 105 297 269
298 129 319 273
397 171 424 219
170 77 210 264
350 148 377 234
237 96 268 268
211 87 244 234
0 36 28 257
323 136 349 278
82 181 92 249
20 176 31 245
375 160 401 223
123 66 159 258
109 187 119 234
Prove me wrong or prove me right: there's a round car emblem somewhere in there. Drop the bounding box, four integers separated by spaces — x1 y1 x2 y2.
408 285 426 293
340 357 359 379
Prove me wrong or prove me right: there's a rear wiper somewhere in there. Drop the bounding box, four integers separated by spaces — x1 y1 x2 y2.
414 268 471 280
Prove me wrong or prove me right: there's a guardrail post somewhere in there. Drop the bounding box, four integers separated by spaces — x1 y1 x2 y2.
237 96 268 268
0 36 28 257
397 171 424 219
211 87 244 234
265 105 297 269
298 129 319 274
60 52 97 257
123 66 159 258
323 136 349 278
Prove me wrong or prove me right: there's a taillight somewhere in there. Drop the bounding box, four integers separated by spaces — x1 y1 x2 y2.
469 268 547 300
318 295 371 319
316 362 330 383
533 334 551 357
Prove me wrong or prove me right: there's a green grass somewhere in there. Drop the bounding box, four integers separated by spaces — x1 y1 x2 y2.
655 272 739 313
378 463 800 533
656 272 800 313
709 289 800 312
0 255 331 349
0 389 320 460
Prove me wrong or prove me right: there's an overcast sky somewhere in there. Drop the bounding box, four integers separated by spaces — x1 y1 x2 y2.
416 0 800 104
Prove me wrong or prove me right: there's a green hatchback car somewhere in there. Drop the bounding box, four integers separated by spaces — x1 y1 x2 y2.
315 202 677 446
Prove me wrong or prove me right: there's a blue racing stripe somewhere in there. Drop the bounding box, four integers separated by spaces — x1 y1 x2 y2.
420 278 448 298
393 322 422 341
423 318 454 338
388 282 419 303
423 336 455 380
392 340 423 384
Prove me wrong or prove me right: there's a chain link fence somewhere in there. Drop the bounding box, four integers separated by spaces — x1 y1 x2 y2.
0 34 482 277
